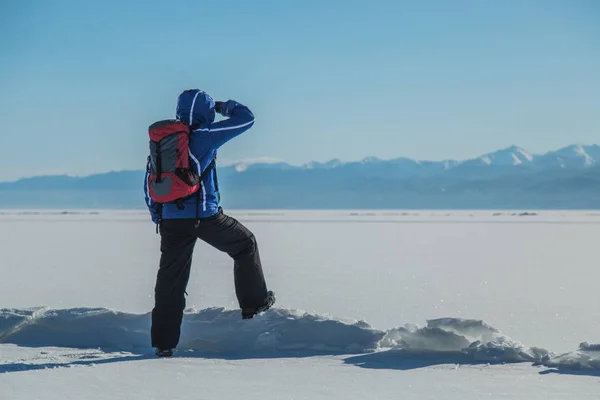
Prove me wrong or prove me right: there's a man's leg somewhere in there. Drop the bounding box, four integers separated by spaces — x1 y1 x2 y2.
194 209 269 310
151 219 197 350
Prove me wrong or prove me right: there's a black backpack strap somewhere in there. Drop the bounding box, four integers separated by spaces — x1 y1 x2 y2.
155 141 162 183
200 154 217 178
194 190 201 227
193 153 217 227
155 203 163 234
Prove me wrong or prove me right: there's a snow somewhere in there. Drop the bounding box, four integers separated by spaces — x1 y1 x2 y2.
235 163 248 172
155 146 598 175
380 317 550 363
302 159 344 169
3 306 596 369
574 145 595 166
541 342 600 370
361 156 381 163
511 153 522 165
0 307 383 355
1 210 600 399
516 147 534 161
3 347 594 400
222 157 283 167
218 157 284 172
470 146 536 167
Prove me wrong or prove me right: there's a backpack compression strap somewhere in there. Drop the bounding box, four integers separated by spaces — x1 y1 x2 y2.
193 154 217 226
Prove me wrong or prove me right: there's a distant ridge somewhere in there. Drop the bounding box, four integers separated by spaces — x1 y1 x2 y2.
1 144 599 209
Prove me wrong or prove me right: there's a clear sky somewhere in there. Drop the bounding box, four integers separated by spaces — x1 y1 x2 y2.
1 0 599 181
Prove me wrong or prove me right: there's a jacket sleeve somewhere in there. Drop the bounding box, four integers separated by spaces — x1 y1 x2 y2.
194 100 255 148
144 158 160 224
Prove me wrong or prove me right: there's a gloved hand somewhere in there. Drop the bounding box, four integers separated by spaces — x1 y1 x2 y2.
149 202 161 225
214 100 239 117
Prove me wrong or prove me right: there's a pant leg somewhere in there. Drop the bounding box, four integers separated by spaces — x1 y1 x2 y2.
194 208 269 309
151 219 197 349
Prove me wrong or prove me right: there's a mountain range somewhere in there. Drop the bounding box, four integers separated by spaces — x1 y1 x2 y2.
1 144 599 209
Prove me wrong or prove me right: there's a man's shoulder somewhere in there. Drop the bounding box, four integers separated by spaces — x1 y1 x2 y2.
188 140 216 157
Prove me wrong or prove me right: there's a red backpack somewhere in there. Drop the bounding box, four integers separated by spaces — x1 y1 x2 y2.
146 119 201 209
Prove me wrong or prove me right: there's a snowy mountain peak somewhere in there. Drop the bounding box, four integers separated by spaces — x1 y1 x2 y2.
361 156 381 164
225 157 285 173
504 145 534 162
516 147 534 162
302 158 344 169
466 145 535 167
572 145 595 166
539 144 599 168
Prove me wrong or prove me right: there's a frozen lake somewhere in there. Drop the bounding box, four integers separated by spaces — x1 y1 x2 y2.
1 209 599 352
1 210 599 399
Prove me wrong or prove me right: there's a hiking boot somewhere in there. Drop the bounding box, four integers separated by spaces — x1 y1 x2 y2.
155 348 174 357
241 290 276 320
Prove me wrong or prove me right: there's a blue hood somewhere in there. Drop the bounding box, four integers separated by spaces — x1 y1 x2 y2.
176 89 215 127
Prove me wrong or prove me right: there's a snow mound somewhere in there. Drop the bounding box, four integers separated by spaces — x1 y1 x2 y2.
0 307 384 355
381 317 550 363
541 342 600 370
0 307 150 350
179 307 384 354
4 308 597 369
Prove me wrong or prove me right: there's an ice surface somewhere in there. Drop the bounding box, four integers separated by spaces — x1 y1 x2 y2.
4 345 595 400
2 210 600 399
2 209 600 356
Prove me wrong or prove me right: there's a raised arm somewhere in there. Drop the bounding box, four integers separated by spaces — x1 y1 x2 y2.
193 100 255 148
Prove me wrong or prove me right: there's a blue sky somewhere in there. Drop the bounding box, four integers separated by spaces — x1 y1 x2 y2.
1 0 599 181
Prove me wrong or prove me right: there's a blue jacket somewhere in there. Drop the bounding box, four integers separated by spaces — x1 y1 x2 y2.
144 89 255 223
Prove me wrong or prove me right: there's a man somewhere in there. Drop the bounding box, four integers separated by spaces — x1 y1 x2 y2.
144 89 275 357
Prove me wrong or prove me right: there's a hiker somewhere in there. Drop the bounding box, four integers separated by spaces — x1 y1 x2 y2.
143 89 275 357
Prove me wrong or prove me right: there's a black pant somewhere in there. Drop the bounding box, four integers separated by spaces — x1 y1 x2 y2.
150 208 269 349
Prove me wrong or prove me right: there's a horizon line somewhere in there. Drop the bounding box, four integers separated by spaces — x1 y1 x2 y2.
1 142 598 183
